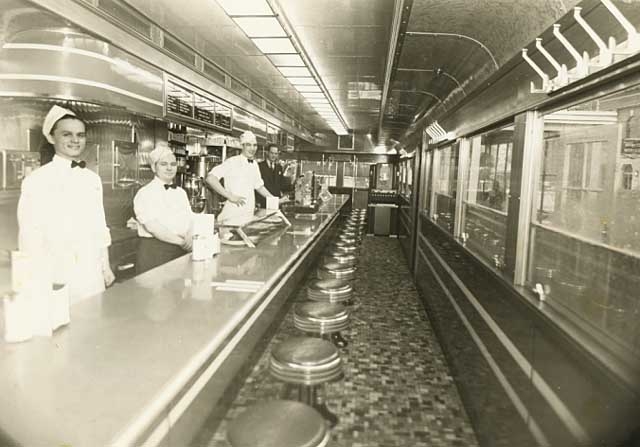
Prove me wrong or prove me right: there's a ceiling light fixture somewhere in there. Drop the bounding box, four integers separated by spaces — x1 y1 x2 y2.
216 0 349 135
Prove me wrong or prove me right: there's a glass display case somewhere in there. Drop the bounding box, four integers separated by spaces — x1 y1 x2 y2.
461 125 513 269
528 86 640 353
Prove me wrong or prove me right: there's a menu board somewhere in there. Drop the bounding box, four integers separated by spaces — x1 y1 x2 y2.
165 76 233 132
166 80 194 118
194 94 215 125
214 103 232 131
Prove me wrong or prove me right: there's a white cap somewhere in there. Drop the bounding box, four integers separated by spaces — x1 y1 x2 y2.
239 130 257 145
148 146 174 165
42 105 76 137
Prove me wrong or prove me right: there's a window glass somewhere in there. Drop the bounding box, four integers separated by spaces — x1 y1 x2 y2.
300 160 337 186
343 161 355 188
432 143 458 233
529 87 640 354
355 162 371 188
423 151 433 213
462 125 513 269
399 158 414 199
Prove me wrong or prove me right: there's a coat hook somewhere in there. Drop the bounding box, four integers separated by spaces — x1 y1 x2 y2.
535 38 569 86
601 0 640 51
574 7 612 65
522 49 552 93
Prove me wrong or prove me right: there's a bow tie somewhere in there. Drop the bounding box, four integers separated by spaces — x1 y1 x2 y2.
247 159 254 164
71 160 86 169
164 184 177 190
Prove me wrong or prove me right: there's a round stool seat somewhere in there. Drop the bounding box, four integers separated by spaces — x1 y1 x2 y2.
227 400 329 447
323 252 357 267
294 302 350 334
317 262 356 281
307 278 353 302
330 240 358 252
337 235 359 244
270 337 343 385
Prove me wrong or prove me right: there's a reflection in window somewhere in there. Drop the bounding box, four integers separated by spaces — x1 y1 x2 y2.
432 144 458 233
343 161 355 188
529 89 640 356
398 158 414 198
300 160 337 187
355 162 371 188
462 125 513 269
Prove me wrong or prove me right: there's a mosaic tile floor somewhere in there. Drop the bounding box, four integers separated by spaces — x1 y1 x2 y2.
196 236 478 447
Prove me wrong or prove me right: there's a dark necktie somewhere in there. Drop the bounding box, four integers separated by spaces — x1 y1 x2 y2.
164 184 177 190
247 159 254 164
71 160 86 169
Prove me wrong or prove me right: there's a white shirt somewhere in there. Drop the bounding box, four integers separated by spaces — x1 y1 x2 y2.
17 155 111 303
134 178 194 238
210 154 264 225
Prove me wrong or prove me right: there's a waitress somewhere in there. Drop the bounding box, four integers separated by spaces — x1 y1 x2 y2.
134 146 194 274
206 131 276 225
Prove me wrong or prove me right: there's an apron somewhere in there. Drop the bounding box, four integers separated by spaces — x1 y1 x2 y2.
137 237 187 275
217 196 255 226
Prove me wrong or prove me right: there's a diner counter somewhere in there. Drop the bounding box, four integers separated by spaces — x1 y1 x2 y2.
0 195 348 447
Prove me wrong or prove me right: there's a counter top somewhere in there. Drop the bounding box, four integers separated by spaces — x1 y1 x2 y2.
0 195 348 447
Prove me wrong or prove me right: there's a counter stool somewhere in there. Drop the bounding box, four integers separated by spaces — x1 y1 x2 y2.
294 301 350 348
329 240 358 254
337 235 360 245
317 261 357 282
227 400 330 447
270 337 343 426
307 278 353 304
323 252 357 267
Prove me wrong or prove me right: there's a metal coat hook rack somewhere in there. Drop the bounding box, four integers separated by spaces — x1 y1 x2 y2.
522 0 640 94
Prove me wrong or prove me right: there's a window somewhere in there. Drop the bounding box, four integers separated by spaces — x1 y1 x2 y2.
528 88 640 354
300 160 337 187
355 162 371 189
431 143 458 233
461 125 513 269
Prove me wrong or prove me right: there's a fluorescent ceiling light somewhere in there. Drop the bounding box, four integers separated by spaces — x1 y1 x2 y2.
252 37 296 54
294 85 321 93
268 54 305 66
217 0 273 16
233 17 286 38
278 66 311 77
301 92 325 99
287 77 317 85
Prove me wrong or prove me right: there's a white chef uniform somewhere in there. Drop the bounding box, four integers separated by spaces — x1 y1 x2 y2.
134 178 194 238
17 154 111 304
210 154 264 225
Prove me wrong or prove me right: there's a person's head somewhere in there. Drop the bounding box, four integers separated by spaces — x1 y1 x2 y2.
240 131 258 160
149 146 177 183
43 105 86 161
266 144 279 163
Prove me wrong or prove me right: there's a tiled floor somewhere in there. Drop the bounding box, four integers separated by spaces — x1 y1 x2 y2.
196 236 478 447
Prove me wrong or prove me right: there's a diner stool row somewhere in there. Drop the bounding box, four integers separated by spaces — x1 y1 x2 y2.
227 208 367 446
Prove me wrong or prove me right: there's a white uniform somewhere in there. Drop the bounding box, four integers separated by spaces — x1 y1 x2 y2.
210 154 264 225
134 178 194 238
17 155 111 304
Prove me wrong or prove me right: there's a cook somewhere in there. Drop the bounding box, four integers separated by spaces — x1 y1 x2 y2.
17 105 115 303
206 130 277 226
133 146 194 274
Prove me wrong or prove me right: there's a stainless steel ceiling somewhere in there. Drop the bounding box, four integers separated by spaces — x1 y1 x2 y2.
122 0 587 146
382 0 581 143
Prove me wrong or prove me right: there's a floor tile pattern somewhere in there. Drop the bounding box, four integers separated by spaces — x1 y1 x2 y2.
197 236 478 447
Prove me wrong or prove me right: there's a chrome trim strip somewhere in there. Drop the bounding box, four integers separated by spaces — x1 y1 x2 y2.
0 74 163 106
377 0 406 139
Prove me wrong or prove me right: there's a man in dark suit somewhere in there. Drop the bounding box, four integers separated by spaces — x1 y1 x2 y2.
257 144 286 207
